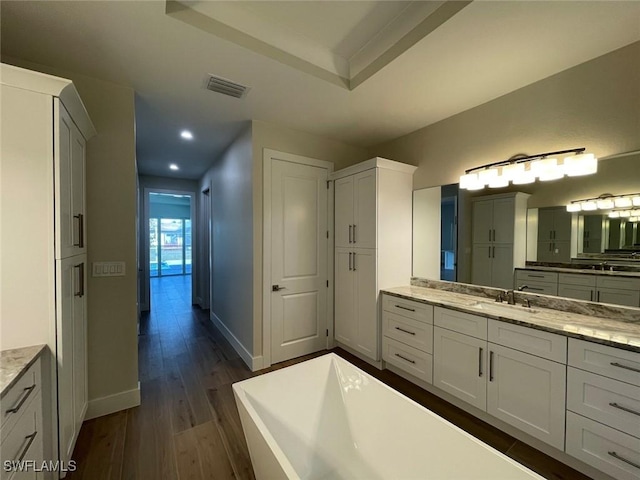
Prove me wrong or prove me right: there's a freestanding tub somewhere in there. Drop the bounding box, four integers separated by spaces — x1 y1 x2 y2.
233 353 544 479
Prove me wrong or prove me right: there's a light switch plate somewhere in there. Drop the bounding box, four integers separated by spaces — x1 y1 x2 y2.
93 261 126 277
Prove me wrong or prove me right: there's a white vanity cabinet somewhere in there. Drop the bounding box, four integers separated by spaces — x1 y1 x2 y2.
382 295 434 384
558 273 640 307
514 270 558 295
486 321 567 451
432 307 567 449
566 339 640 480
1 64 95 476
333 159 416 362
1 357 44 480
471 192 529 289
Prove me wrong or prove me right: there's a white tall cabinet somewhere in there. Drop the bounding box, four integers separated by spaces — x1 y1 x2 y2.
332 158 416 362
471 192 529 289
1 64 95 476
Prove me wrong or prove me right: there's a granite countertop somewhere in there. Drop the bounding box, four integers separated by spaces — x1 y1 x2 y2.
0 344 46 399
518 266 640 278
383 286 640 353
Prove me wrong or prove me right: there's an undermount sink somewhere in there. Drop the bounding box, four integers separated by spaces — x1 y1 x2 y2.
470 301 538 316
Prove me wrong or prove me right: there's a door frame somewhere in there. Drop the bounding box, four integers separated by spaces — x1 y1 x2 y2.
262 149 334 369
142 187 197 310
198 182 211 310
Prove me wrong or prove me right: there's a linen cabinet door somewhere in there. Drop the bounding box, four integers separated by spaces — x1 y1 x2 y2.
471 244 493 288
472 200 493 244
491 244 514 290
352 169 377 249
70 124 86 256
55 102 75 259
353 249 378 360
334 176 354 248
72 256 88 438
55 257 81 465
334 248 355 348
487 344 566 450
433 326 487 411
491 198 515 244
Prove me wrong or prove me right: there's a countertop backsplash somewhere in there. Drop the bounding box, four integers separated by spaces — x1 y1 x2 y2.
410 277 640 324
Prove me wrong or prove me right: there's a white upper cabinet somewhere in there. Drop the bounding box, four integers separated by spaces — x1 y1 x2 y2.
335 169 377 248
471 192 529 289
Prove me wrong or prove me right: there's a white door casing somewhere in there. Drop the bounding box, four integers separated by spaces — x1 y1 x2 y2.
263 150 333 368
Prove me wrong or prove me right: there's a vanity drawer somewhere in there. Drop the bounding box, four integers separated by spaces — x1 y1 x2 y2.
567 367 640 439
597 276 640 291
0 390 42 480
383 311 433 354
515 270 558 284
568 339 640 387
566 411 640 480
382 295 433 324
1 357 41 429
559 273 596 287
434 307 487 340
488 320 567 363
514 279 558 296
383 337 433 384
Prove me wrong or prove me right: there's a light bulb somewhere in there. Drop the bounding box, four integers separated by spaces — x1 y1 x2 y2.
564 153 597 177
580 201 597 211
609 211 620 218
531 158 563 181
460 172 481 190
619 210 631 218
632 196 640 206
596 198 614 210
566 203 582 212
614 197 632 208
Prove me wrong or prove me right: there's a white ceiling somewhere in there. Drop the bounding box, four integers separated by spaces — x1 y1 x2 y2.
2 1 639 179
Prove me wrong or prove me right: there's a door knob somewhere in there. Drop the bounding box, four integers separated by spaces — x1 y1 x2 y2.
272 285 286 292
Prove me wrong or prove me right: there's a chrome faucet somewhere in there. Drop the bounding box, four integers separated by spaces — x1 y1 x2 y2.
600 261 608 271
517 285 529 292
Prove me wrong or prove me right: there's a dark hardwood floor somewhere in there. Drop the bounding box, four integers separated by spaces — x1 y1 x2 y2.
68 275 591 479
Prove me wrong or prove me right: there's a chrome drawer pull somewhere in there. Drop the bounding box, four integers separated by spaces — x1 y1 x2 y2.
395 353 415 364
17 432 38 462
609 402 640 417
394 327 416 336
6 384 36 414
610 362 640 374
608 451 640 470
395 305 416 312
527 274 545 278
478 347 483 377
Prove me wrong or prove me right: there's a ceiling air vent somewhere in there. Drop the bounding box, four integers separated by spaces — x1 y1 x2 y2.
204 74 250 99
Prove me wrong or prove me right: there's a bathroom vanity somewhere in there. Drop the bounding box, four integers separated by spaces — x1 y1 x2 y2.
381 284 640 480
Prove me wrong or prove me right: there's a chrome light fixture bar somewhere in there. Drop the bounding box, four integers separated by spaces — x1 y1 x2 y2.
459 148 597 190
566 193 640 213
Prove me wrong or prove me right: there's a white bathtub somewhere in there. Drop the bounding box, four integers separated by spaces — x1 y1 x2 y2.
233 353 544 480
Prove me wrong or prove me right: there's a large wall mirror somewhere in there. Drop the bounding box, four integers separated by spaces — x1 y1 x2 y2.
413 151 640 288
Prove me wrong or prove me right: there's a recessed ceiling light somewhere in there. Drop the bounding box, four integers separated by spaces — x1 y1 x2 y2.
180 130 193 140
169 164 179 171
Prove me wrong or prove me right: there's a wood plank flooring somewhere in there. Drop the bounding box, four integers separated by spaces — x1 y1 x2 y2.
67 275 591 480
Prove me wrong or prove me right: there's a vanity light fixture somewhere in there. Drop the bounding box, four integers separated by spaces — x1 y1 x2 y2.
566 192 640 213
459 148 596 190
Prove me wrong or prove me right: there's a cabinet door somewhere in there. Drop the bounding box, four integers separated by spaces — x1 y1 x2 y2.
471 244 493 288
537 208 555 243
553 209 572 242
597 288 640 307
491 244 514 289
55 102 75 259
558 284 594 302
353 249 378 360
56 257 83 464
492 198 515 244
334 248 355 347
472 200 493 244
487 344 566 450
433 326 487 410
551 241 571 263
536 242 555 263
70 124 86 255
352 170 377 249
334 177 354 248
73 257 88 438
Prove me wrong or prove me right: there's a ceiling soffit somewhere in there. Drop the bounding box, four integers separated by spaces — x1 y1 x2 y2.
165 0 471 90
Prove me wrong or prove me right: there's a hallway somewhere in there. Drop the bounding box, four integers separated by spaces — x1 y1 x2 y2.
67 276 589 480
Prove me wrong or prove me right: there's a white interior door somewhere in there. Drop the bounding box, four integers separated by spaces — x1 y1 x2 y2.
270 159 329 363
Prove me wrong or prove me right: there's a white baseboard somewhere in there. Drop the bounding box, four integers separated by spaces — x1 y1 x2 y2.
209 312 263 372
85 382 141 420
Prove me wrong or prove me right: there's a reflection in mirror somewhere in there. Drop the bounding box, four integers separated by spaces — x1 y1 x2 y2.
412 184 458 280
413 151 640 287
